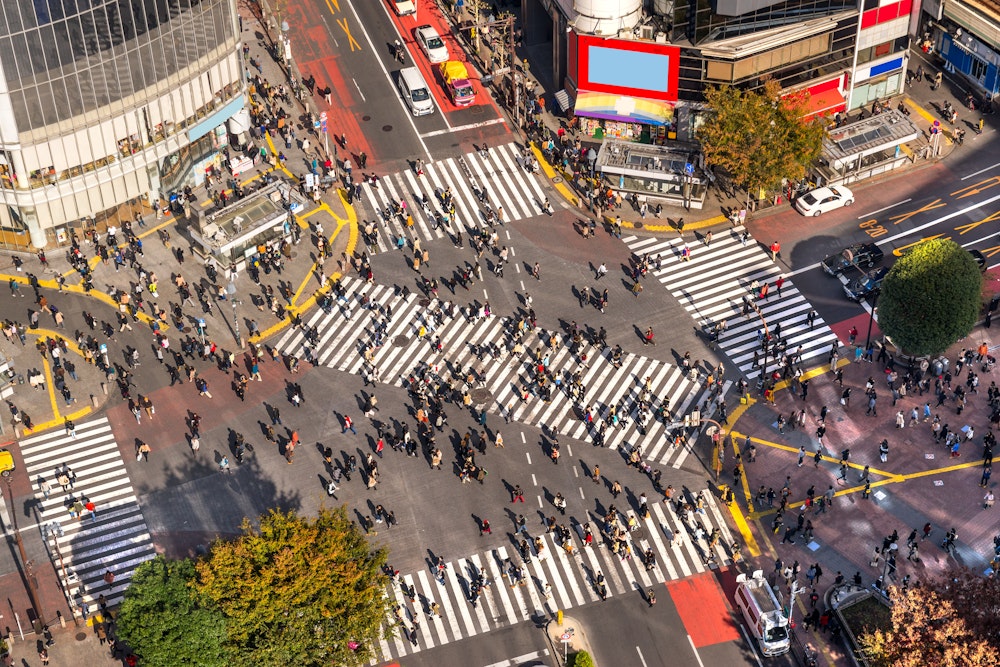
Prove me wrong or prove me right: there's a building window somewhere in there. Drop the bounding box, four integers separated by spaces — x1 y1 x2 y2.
971 57 987 82
874 41 891 58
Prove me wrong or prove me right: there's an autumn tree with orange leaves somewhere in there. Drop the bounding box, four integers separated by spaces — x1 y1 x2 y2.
858 569 1000 667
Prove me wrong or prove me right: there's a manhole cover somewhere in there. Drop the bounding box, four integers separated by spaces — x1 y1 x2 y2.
418 298 431 307
553 177 563 184
471 388 492 404
634 221 643 229
362 115 371 121
382 125 393 132
470 106 484 115
75 632 87 641
182 327 191 333
290 252 298 259
393 335 410 346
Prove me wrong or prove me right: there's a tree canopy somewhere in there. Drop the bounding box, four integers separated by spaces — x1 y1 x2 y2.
858 570 1000 667
879 238 983 355
697 79 825 198
194 506 393 667
116 556 228 667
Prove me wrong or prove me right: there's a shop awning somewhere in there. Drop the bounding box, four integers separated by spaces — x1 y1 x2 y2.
574 91 674 126
800 88 847 120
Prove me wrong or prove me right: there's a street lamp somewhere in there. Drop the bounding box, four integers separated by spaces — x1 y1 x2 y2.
227 281 242 348
864 287 881 350
4 474 46 630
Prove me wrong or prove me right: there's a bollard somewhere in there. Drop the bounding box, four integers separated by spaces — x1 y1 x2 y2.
57 610 65 628
101 382 108 395
91 394 99 408
556 609 563 626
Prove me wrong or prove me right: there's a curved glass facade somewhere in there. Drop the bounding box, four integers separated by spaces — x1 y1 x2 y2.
0 0 244 249
0 0 235 132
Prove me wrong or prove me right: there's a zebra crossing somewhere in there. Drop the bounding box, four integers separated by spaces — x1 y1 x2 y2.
275 276 703 466
17 416 156 611
624 228 839 379
371 490 735 663
359 142 549 249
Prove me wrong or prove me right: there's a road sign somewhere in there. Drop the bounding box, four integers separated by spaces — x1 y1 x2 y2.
685 162 694 175
320 111 328 134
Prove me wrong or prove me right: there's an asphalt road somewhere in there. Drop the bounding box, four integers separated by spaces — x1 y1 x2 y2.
752 142 1000 331
287 0 510 170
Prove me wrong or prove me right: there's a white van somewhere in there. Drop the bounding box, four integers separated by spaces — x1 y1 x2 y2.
734 571 790 657
398 67 434 116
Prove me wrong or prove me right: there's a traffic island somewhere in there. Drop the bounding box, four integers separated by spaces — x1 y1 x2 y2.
545 615 597 666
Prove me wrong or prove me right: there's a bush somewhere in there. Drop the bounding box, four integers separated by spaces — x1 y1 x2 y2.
571 650 595 667
879 239 982 356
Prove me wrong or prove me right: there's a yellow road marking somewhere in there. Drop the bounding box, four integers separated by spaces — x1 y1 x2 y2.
888 198 946 226
891 234 947 256
956 210 1000 234
951 176 1000 199
0 275 165 331
336 18 362 51
251 190 359 343
41 358 60 423
726 501 761 557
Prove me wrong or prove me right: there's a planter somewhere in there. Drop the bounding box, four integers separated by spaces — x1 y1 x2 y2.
835 591 892 667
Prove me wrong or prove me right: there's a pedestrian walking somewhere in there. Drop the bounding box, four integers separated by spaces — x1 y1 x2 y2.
343 414 357 434
136 440 151 462
480 518 492 535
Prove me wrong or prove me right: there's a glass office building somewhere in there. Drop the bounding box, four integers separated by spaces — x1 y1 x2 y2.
0 0 246 249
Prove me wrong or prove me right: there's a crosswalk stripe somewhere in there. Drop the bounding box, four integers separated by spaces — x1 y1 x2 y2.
16 417 155 609
372 493 732 663
624 228 839 379
278 277 700 466
357 142 548 250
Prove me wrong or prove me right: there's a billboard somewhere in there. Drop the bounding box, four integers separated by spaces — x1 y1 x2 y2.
573 34 680 103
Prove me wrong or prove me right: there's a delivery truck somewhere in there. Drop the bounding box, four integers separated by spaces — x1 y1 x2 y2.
439 61 475 106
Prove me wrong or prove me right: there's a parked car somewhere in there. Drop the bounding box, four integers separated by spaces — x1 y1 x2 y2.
415 25 449 63
821 242 884 276
795 185 854 216
844 265 890 301
391 0 415 15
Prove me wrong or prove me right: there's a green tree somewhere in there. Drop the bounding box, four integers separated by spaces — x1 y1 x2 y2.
697 79 825 202
195 506 393 667
858 571 1000 667
879 238 982 355
117 556 228 667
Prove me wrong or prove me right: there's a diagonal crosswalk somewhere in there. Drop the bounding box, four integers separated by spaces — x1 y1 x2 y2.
624 228 839 380
275 276 703 466
370 491 735 663
358 142 549 250
18 416 156 612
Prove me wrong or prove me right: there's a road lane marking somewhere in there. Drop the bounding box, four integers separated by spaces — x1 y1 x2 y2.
352 78 366 101
961 161 1000 180
421 117 508 137
857 198 911 219
345 0 431 159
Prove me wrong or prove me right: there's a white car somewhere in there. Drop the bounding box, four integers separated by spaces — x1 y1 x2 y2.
392 0 415 15
415 25 449 64
794 185 854 216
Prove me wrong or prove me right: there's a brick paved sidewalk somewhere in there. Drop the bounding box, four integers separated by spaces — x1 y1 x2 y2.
728 325 999 665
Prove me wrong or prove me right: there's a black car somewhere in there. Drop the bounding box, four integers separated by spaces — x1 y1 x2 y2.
844 265 890 301
821 243 884 276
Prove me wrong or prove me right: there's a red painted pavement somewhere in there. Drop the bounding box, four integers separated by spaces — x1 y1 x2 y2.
384 0 503 115
666 571 741 648
828 310 881 349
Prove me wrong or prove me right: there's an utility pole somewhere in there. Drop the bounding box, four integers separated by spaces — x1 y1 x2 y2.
5 475 45 631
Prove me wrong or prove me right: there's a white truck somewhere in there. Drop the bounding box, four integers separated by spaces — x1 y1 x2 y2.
734 570 790 657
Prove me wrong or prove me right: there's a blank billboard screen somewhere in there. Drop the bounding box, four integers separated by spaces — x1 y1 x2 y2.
587 46 672 94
